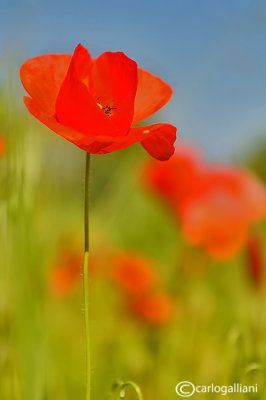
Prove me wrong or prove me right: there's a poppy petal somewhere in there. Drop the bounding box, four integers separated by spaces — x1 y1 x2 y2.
20 54 71 114
24 97 126 154
132 68 173 125
56 45 128 137
55 45 110 135
25 95 177 159
87 123 177 160
138 123 177 161
89 51 138 133
24 96 85 143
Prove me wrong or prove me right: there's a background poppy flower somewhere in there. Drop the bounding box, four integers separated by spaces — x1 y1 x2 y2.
20 44 177 161
0 137 4 157
111 252 157 295
131 292 174 325
142 143 266 259
50 263 79 298
142 143 206 211
181 194 248 259
50 242 97 297
197 167 266 221
181 166 266 259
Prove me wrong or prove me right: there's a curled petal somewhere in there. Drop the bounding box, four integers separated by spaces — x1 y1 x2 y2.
79 123 177 160
138 124 177 161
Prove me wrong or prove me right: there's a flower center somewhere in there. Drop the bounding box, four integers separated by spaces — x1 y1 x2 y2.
96 97 118 118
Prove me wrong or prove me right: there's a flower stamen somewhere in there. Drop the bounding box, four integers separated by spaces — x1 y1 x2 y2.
96 97 118 117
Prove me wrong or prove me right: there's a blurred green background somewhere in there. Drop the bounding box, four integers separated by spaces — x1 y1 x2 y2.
0 83 266 399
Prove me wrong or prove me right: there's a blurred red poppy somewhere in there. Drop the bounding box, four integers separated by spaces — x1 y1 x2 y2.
142 143 206 210
50 244 83 297
111 252 157 295
142 144 266 259
20 44 177 161
0 137 5 157
181 167 266 259
50 264 79 298
50 242 97 297
132 292 174 325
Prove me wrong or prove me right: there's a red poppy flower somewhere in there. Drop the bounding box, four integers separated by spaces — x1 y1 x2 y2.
131 292 174 325
142 143 206 211
20 44 177 161
111 252 157 295
181 167 266 259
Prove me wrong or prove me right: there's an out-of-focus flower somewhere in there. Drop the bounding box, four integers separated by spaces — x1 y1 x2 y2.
110 251 175 325
111 252 157 295
50 242 97 297
50 244 83 297
131 292 174 325
143 143 205 210
20 44 177 161
0 137 5 157
199 167 266 221
246 236 264 289
142 144 266 259
181 167 266 259
50 263 80 297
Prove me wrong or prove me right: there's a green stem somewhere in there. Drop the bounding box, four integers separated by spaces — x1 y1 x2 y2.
83 152 91 400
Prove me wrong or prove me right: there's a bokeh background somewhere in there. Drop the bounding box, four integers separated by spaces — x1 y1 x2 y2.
0 1 266 399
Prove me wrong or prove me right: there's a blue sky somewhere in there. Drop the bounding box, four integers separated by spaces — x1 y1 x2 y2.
1 0 266 160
